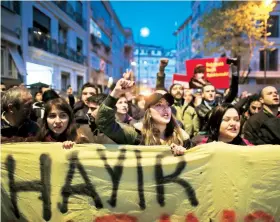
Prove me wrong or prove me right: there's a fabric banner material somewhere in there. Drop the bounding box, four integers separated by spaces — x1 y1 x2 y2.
1 142 280 222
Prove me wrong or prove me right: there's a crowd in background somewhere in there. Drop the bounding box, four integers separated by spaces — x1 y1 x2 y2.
1 58 280 155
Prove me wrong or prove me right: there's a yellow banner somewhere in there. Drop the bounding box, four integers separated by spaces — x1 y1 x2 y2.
1 143 280 222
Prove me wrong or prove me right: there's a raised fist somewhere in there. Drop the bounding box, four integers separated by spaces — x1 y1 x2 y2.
160 58 169 68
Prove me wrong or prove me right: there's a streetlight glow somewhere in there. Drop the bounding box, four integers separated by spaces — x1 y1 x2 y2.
131 61 137 66
264 0 273 6
140 27 150 38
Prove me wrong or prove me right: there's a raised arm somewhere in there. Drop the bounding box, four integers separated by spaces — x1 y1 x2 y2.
156 58 169 89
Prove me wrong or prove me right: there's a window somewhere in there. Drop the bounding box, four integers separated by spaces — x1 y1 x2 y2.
259 49 278 71
76 1 82 14
1 1 21 15
33 7 50 34
77 76 83 92
1 47 18 78
1 48 4 76
59 24 67 44
77 37 83 54
267 16 279 38
61 71 70 91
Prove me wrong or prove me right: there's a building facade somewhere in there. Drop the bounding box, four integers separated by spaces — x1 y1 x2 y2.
173 16 192 74
249 2 280 85
1 0 133 94
1 1 25 87
133 44 176 92
174 1 279 86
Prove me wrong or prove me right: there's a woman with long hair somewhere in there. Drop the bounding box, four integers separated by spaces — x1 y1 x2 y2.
192 103 252 146
96 76 191 155
37 98 88 148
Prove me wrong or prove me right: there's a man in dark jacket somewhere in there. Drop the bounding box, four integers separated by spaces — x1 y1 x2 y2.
195 64 239 132
1 87 39 142
79 94 116 144
244 86 280 145
74 83 98 124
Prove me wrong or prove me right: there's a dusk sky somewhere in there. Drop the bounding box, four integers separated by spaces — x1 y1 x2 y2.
111 1 192 49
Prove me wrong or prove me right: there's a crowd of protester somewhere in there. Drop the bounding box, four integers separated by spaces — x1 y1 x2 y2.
1 58 280 155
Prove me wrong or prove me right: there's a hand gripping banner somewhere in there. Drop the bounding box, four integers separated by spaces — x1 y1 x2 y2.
1 142 280 222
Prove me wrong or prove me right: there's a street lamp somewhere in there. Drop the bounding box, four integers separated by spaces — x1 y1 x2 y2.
137 27 150 92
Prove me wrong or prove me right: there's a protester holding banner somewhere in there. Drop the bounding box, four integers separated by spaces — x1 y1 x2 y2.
192 103 252 146
244 86 280 145
36 97 89 148
1 87 39 143
96 75 191 154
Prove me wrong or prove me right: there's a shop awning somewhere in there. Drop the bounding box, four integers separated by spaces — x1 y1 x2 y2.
8 46 26 76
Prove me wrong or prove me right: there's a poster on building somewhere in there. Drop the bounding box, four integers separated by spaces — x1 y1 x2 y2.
186 58 230 89
2 143 280 222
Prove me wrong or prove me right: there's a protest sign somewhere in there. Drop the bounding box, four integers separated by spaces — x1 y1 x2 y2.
1 142 280 221
186 58 230 89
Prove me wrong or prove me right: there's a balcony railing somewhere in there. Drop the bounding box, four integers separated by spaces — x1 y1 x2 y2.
54 1 86 30
28 28 85 65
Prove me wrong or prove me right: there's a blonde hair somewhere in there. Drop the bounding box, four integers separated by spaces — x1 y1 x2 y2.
141 109 185 146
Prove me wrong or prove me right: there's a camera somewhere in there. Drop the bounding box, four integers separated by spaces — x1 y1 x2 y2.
226 57 239 66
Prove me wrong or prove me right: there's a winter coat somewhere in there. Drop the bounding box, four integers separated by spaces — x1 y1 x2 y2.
1 115 39 142
171 100 199 137
73 101 89 125
244 109 280 145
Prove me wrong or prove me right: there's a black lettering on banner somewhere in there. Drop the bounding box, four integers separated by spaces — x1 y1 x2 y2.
135 150 146 210
5 154 52 221
58 151 103 213
155 154 199 207
97 148 126 208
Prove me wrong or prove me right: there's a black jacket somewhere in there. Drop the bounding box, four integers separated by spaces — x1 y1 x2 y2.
243 109 280 145
1 117 39 142
195 75 239 132
73 101 89 125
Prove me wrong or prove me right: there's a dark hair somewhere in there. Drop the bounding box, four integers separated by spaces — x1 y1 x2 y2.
194 65 205 74
81 82 98 94
67 85 72 89
42 89 59 103
208 103 240 142
39 85 49 93
37 98 78 142
87 94 107 105
244 94 261 112
169 83 183 93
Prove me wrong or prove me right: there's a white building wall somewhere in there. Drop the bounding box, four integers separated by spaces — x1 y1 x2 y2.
21 1 88 93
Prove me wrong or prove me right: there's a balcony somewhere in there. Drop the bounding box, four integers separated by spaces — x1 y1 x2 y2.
54 1 86 30
28 28 85 65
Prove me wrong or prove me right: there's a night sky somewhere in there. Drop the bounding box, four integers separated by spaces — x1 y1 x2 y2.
111 1 192 49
